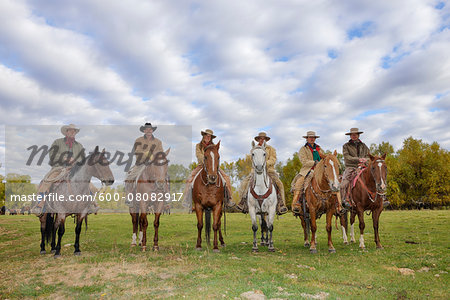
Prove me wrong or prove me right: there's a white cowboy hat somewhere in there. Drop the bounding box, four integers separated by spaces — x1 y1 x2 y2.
345 128 364 135
201 129 216 139
303 131 320 138
254 132 271 141
60 124 80 136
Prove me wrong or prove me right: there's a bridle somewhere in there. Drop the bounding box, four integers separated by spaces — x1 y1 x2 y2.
201 145 220 187
308 156 341 211
360 159 387 203
250 146 272 207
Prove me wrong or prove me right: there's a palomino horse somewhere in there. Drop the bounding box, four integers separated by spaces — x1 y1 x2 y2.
42 147 114 257
128 148 170 251
343 154 387 249
298 151 342 253
247 141 277 252
192 142 226 252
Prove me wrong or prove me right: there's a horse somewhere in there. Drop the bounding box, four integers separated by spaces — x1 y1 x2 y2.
192 141 226 252
20 206 31 215
42 147 114 257
0 206 5 215
342 154 387 249
247 141 278 252
8 208 18 215
128 148 170 252
298 151 342 253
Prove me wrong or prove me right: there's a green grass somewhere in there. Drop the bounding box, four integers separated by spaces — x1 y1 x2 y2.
0 210 449 299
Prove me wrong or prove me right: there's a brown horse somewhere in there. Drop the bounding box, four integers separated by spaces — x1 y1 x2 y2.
344 154 387 249
298 151 342 253
192 142 225 252
129 148 170 251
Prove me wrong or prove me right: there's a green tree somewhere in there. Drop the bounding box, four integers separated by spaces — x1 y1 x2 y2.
370 142 395 156
277 153 302 208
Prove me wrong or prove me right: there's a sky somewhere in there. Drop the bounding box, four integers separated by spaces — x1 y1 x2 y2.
0 0 449 174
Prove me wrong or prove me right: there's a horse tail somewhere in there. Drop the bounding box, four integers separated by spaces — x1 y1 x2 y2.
261 215 268 232
84 215 88 233
45 213 54 244
205 208 211 245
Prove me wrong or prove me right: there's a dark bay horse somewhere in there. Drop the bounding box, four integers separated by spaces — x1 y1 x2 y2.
344 154 387 249
192 142 225 252
128 148 170 252
41 147 114 257
298 151 342 253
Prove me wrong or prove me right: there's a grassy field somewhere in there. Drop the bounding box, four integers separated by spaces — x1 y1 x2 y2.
0 210 449 299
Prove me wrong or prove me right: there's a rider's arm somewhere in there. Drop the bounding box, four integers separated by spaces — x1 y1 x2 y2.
195 143 204 165
266 146 276 169
298 147 315 169
343 143 360 166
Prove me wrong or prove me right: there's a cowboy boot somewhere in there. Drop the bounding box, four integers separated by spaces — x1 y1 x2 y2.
292 190 302 215
236 196 248 214
276 192 288 215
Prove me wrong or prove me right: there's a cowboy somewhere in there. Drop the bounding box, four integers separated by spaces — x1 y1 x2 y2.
237 132 288 215
32 124 93 216
182 129 236 210
291 131 325 215
125 122 164 206
341 128 389 208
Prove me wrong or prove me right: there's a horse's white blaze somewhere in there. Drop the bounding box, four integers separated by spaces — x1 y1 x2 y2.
378 162 386 189
210 151 215 171
139 231 143 243
341 226 348 243
132 233 137 244
350 224 355 242
359 234 365 248
329 160 339 187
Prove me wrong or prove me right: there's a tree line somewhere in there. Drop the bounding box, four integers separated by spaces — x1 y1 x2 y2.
1 136 448 210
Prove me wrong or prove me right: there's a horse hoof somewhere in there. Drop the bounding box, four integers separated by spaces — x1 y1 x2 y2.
304 242 310 248
195 247 202 251
74 251 81 256
310 248 317 254
54 254 61 259
343 242 349 245
252 248 258 252
350 240 355 243
213 249 220 253
131 243 137 247
376 246 384 250
51 249 56 254
40 250 46 255
153 246 159 251
221 243 226 248
268 248 275 252
328 249 336 253
142 246 147 252
360 247 367 251
139 243 142 246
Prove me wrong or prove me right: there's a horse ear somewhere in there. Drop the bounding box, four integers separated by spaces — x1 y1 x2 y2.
216 140 221 150
262 140 266 148
102 148 105 153
381 153 386 160
165 148 171 156
252 141 255 148
94 146 99 153
369 153 375 161
333 150 337 156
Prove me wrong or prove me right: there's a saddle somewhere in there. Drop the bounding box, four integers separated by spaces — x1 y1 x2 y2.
37 167 71 194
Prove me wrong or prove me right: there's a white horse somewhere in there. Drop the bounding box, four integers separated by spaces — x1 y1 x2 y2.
247 141 278 252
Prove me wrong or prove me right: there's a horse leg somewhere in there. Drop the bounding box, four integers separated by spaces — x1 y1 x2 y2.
267 203 276 252
357 210 366 249
341 212 349 245
309 210 318 254
350 211 356 243
130 212 139 247
54 217 65 257
248 206 258 252
326 210 335 253
73 214 83 255
195 206 204 250
40 215 47 254
139 213 148 252
299 216 309 247
372 207 383 249
153 213 161 251
212 204 221 252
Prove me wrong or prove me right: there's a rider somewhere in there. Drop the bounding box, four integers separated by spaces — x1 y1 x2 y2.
32 124 96 216
291 131 325 215
236 132 288 215
125 122 164 206
182 129 236 210
341 128 389 208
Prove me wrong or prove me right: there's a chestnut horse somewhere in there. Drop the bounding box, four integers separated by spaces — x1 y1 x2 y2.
344 154 387 249
128 148 170 251
298 151 342 253
192 142 225 252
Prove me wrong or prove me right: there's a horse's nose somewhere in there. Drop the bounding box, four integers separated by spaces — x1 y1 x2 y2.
210 175 217 181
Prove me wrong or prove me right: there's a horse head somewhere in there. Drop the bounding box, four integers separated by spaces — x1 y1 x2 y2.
204 141 220 184
368 153 387 193
251 141 266 174
86 146 115 186
322 150 341 192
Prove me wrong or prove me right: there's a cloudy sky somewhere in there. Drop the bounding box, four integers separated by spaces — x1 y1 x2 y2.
1 0 449 173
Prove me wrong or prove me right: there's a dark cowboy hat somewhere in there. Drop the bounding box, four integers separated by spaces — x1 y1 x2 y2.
140 122 157 132
201 129 216 139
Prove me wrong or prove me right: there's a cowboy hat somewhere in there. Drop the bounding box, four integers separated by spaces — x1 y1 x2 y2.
345 128 364 135
201 129 216 139
254 132 271 141
140 122 157 132
60 124 80 136
303 131 320 138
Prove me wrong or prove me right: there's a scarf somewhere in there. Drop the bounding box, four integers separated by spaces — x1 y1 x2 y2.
65 137 75 149
306 143 321 162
